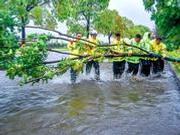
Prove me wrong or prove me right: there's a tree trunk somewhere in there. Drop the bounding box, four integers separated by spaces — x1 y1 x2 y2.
21 17 26 46
86 16 90 38
108 33 112 44
21 25 26 45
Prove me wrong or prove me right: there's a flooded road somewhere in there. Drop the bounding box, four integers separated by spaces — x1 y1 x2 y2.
0 60 180 135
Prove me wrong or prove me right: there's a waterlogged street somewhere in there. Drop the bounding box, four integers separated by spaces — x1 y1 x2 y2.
0 61 180 135
1 0 180 134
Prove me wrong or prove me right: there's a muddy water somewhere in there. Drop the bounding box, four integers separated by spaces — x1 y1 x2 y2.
0 62 180 135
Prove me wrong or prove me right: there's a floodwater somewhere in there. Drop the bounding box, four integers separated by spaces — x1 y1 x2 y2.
0 53 180 135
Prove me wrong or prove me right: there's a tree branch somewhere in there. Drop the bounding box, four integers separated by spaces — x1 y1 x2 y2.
48 49 89 57
26 1 50 12
25 26 154 55
26 26 97 46
44 53 180 65
99 42 150 54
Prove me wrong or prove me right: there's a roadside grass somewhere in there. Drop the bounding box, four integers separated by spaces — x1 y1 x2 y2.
53 48 68 52
168 49 180 78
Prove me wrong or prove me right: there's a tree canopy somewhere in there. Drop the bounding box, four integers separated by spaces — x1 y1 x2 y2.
143 0 180 50
65 0 110 37
94 9 125 43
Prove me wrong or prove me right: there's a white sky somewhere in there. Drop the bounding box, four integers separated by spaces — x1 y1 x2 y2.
108 0 155 29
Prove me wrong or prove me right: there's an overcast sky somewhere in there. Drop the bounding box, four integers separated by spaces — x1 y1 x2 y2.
109 0 155 29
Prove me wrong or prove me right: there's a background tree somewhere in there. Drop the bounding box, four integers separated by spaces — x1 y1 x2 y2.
65 0 110 38
6 0 52 44
130 25 150 37
30 6 58 30
51 0 73 21
94 9 125 44
143 0 180 50
122 17 150 38
66 19 87 36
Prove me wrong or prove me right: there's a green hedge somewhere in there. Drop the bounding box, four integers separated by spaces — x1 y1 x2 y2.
48 42 67 49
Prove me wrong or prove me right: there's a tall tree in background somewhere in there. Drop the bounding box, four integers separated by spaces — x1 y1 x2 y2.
66 19 86 36
30 5 58 30
122 17 150 38
94 11 150 43
94 9 125 44
66 0 110 38
143 0 180 50
6 0 52 45
129 25 150 37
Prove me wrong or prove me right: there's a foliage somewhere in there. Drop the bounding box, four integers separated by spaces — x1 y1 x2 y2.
122 17 150 38
93 9 150 41
0 0 179 86
51 0 73 21
6 35 49 82
30 6 58 29
3 33 96 84
143 0 180 50
66 19 87 36
173 63 180 77
129 25 150 37
167 52 180 75
94 9 125 36
5 0 51 25
169 49 180 76
48 42 67 49
3 0 59 44
0 3 19 69
65 0 110 37
168 49 180 58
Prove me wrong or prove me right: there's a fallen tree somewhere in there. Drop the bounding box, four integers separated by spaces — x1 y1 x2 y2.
1 29 180 85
